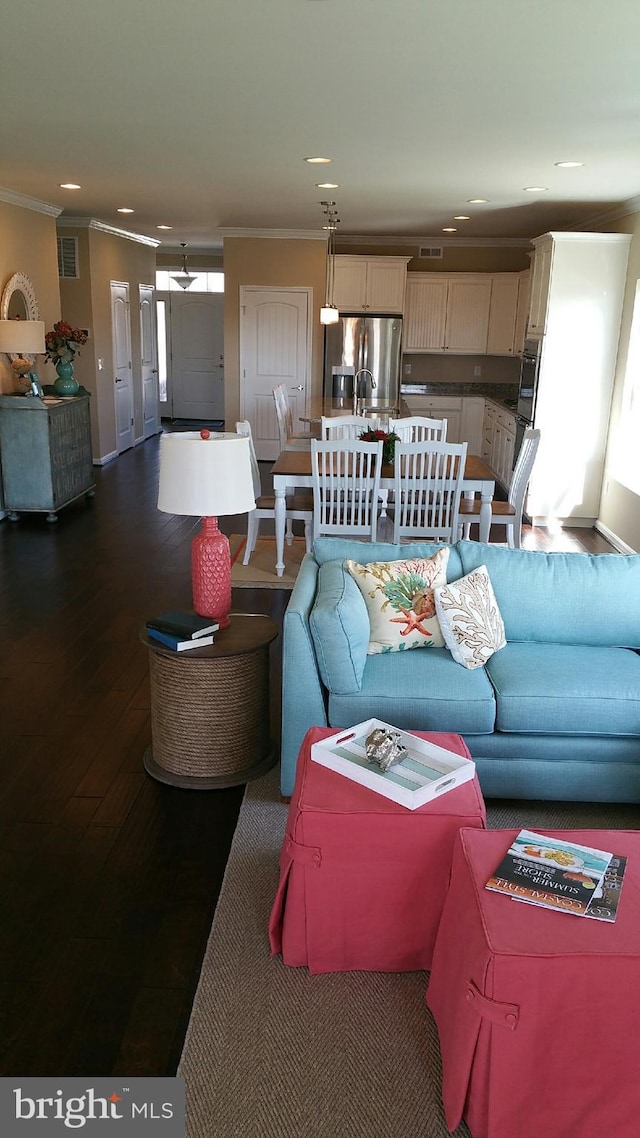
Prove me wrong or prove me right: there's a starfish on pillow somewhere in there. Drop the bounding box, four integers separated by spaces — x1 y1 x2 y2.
389 608 434 637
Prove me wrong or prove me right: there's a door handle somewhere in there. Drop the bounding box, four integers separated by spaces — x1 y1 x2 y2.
115 377 122 384
292 385 304 391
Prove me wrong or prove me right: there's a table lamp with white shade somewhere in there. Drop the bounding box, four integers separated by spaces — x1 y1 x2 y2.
0 319 46 395
157 430 256 628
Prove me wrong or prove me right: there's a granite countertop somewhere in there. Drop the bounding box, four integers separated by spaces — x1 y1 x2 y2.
401 382 518 410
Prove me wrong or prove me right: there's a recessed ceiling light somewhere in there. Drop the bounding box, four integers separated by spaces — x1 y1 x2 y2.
59 183 81 190
316 182 339 189
442 227 457 233
117 207 134 213
467 198 489 204
156 224 173 230
453 215 470 220
523 186 548 192
305 156 332 164
554 161 584 168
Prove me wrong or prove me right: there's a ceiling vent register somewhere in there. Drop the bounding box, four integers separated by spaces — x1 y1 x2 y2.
419 246 444 259
57 236 79 278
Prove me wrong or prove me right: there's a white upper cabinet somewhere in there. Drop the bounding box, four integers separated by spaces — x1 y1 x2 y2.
527 240 554 337
486 271 531 356
404 273 491 353
333 256 410 313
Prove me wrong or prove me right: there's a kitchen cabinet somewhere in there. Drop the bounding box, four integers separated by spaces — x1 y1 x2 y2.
404 273 491 353
525 232 631 524
481 400 516 486
402 394 462 442
459 397 484 454
486 271 530 356
526 240 553 337
0 392 94 521
332 256 410 313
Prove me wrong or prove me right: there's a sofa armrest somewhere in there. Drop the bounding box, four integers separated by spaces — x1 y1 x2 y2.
280 554 329 796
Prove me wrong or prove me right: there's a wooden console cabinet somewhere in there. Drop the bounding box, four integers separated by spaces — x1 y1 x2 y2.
0 392 95 522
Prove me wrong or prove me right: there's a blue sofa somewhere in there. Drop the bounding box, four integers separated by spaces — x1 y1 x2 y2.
281 538 640 801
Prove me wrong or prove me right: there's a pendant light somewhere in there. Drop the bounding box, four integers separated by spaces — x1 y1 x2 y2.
320 202 340 325
172 243 194 290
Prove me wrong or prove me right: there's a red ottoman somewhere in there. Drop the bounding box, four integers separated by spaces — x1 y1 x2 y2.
269 727 486 973
426 827 640 1138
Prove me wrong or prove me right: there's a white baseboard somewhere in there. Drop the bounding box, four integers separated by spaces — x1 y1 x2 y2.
595 521 636 554
94 450 118 466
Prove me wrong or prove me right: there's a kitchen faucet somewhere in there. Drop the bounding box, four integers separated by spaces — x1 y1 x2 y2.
353 368 376 416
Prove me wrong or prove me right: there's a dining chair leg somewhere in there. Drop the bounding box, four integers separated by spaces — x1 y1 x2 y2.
244 513 259 564
304 519 313 552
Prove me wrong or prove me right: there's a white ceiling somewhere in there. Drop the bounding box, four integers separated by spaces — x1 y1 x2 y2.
2 0 640 251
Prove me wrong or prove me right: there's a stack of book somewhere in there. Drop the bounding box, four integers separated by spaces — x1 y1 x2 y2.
485 829 626 922
146 610 219 652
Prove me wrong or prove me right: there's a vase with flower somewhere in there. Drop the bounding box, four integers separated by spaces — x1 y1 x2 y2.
45 321 88 396
359 427 400 465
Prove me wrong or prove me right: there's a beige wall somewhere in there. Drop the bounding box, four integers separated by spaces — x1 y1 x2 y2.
222 236 326 427
596 211 640 552
0 201 60 393
59 226 156 461
337 241 531 273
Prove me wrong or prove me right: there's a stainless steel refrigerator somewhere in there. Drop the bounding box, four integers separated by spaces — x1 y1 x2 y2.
324 314 403 409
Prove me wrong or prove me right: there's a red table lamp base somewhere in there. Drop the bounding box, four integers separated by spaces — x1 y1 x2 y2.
191 516 231 628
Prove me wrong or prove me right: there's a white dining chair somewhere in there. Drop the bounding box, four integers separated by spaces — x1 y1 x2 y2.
391 439 468 544
236 420 313 564
273 384 312 451
320 414 382 439
311 438 383 541
387 415 448 443
458 428 541 548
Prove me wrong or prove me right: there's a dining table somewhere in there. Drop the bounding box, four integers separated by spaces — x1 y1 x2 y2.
270 449 497 577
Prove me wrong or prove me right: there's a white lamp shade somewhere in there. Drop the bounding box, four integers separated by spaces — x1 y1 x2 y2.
320 305 340 325
157 431 256 517
0 319 46 354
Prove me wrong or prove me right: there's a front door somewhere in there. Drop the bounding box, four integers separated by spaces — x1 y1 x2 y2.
169 292 224 421
139 283 159 438
110 281 135 453
239 287 311 460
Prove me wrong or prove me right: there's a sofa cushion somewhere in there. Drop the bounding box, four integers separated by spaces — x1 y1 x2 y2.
486 643 640 735
309 560 369 693
435 565 506 669
327 647 496 735
457 542 640 648
346 550 449 654
312 538 464 581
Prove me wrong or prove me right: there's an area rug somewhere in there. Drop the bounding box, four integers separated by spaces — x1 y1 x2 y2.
230 534 307 589
178 768 639 1138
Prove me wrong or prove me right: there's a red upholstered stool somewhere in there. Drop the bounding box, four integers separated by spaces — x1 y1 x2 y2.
426 827 640 1138
269 727 486 973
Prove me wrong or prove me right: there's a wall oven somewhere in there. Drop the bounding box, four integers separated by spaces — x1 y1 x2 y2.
515 338 542 458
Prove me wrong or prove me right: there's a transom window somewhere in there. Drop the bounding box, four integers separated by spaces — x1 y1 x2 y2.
155 270 224 293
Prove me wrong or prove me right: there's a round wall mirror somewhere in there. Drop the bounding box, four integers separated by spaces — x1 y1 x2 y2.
0 272 41 365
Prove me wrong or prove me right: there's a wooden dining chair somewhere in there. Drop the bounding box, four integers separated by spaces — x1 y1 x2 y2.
273 384 312 451
458 428 541 548
320 414 382 439
387 415 448 443
391 439 468 544
311 438 383 541
236 420 313 564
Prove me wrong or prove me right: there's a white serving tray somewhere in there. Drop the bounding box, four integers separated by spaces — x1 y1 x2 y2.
311 718 476 810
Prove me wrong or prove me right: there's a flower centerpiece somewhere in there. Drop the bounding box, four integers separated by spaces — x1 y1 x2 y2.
44 321 88 395
359 427 400 464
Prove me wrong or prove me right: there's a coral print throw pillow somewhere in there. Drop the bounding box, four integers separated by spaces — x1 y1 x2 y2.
346 550 449 654
434 565 506 669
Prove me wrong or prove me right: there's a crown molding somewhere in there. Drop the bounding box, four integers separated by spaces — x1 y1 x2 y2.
57 217 160 247
218 227 326 241
571 194 640 231
0 186 62 217
336 233 533 248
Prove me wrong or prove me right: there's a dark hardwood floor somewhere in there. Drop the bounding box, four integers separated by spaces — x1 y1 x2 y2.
0 434 615 1077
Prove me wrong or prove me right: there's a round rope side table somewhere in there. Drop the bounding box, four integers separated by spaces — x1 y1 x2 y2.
141 613 278 788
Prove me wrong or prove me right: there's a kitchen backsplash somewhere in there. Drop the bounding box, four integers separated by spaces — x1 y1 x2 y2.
402 353 519 387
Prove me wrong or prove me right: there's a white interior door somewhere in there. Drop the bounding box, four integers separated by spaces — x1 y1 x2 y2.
169 292 224 421
139 283 159 438
239 287 311 460
110 281 135 453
